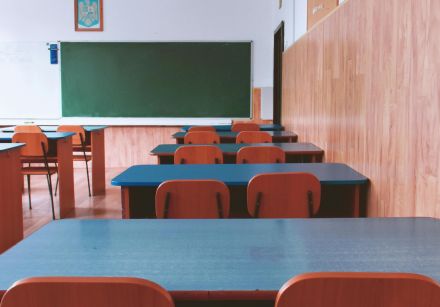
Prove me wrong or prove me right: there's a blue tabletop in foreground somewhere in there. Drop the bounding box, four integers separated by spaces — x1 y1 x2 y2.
181 124 284 132
0 143 25 152
0 125 107 133
0 218 438 293
0 132 75 141
112 163 368 187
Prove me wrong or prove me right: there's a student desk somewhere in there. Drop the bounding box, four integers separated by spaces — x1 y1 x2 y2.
172 131 298 144
111 163 368 218
150 143 324 164
0 144 24 253
0 132 75 218
1 125 107 195
0 218 437 306
181 124 284 132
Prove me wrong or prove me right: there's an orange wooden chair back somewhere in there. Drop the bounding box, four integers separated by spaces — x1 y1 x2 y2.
188 126 216 132
236 131 272 144
57 125 86 146
231 122 260 132
12 133 49 157
275 272 440 307
184 131 220 144
14 125 42 133
0 277 174 307
237 146 285 164
156 180 230 218
174 146 223 164
247 172 320 218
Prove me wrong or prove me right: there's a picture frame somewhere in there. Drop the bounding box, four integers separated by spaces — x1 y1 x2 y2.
75 0 103 32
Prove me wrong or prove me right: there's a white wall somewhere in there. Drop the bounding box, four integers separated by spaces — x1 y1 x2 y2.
273 0 295 49
0 0 273 120
294 0 308 41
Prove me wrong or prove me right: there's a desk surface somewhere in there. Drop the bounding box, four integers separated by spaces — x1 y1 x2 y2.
0 218 438 294
181 124 284 132
0 143 24 152
0 132 75 141
111 163 368 186
151 143 323 155
1 125 107 133
172 131 297 139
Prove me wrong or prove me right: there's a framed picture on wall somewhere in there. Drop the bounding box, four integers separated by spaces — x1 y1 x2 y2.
75 0 103 31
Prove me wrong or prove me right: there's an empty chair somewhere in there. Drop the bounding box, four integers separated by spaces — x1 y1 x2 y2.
188 126 216 132
184 131 220 144
236 146 285 164
174 145 223 164
275 272 440 307
14 125 42 133
156 180 230 218
57 125 92 197
236 131 272 144
247 172 320 218
0 277 174 307
231 122 260 132
12 133 57 220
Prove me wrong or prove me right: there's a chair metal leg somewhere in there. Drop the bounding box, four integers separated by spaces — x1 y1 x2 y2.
85 160 91 197
54 175 59 196
46 174 56 220
26 175 32 210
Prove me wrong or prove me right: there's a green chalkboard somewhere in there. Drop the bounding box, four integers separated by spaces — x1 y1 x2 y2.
61 42 251 117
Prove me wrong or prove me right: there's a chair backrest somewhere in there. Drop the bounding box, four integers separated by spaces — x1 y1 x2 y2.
12 133 49 157
231 122 260 132
14 125 42 133
236 131 272 144
0 277 174 307
184 131 220 144
156 180 230 218
236 146 285 164
57 125 86 146
174 145 223 164
188 126 216 132
275 272 440 307
247 172 320 218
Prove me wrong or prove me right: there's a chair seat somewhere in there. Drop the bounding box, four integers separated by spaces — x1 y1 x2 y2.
21 167 58 176
73 155 92 161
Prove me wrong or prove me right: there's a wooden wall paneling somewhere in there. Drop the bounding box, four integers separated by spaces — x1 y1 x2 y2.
308 0 339 30
282 0 440 218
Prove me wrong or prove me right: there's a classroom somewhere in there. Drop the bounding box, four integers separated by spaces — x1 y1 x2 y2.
0 0 439 306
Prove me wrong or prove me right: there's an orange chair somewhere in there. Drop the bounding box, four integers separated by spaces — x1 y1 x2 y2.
188 126 216 132
275 272 440 307
14 125 42 133
0 277 175 307
174 146 223 164
57 125 92 197
247 172 320 218
236 146 285 164
236 131 272 144
12 133 57 219
184 131 220 144
156 180 230 218
231 122 260 132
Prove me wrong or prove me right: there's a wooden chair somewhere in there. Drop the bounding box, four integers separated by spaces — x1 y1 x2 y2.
184 131 220 144
188 126 216 132
174 145 223 164
236 131 272 144
275 272 440 307
56 125 91 197
247 172 320 218
14 125 42 133
12 133 57 220
0 277 175 307
156 180 230 218
236 146 285 164
231 122 260 132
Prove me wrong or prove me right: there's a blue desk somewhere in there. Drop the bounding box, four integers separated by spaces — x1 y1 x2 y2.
112 163 368 218
181 124 284 132
0 218 438 302
0 132 76 218
173 131 298 144
150 143 324 164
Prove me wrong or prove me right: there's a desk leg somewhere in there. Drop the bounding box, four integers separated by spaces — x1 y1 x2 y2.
57 137 75 218
0 149 23 253
121 187 130 219
353 185 360 217
91 130 106 195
